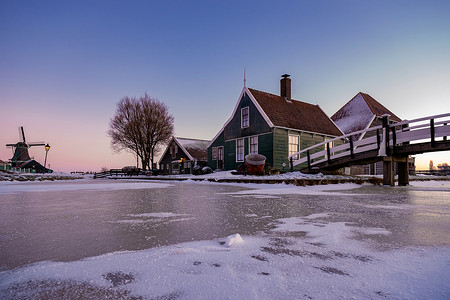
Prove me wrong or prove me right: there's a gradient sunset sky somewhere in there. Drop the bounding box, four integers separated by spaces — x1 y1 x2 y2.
1 0 449 172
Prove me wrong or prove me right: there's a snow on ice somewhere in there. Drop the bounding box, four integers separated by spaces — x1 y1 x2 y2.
1 212 449 299
0 176 449 299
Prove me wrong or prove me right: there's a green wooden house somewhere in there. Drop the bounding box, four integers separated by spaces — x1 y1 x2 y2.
207 75 343 171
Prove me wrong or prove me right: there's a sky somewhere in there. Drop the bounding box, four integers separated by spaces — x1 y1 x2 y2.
1 0 449 172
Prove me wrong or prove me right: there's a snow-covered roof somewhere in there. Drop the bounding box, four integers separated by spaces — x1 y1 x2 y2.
159 137 210 163
331 92 402 136
176 137 210 161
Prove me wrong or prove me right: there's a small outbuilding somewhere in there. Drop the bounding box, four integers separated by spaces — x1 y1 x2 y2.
159 137 210 175
16 159 52 173
331 92 414 175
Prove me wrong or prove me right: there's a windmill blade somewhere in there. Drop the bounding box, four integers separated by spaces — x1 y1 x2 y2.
20 126 26 143
6 143 17 147
28 143 46 147
28 141 45 144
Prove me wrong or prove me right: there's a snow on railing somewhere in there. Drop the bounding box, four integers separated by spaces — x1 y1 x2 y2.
288 112 450 170
389 113 450 149
288 124 383 168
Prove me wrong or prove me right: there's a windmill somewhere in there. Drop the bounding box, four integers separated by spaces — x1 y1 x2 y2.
6 126 49 169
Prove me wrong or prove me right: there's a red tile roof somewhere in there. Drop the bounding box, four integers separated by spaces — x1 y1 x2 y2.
248 88 342 136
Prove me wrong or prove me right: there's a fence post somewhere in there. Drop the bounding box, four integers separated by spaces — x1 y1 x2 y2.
430 118 436 148
376 129 381 150
290 157 293 173
444 123 447 141
307 150 311 170
392 127 397 155
349 138 354 159
382 114 391 156
326 142 331 164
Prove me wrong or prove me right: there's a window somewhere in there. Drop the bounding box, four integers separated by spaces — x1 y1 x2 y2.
212 147 217 160
236 138 244 161
241 107 249 128
289 134 299 160
217 147 224 160
170 142 178 159
249 136 258 154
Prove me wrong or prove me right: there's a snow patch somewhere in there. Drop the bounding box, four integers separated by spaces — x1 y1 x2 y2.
127 212 188 218
224 234 244 247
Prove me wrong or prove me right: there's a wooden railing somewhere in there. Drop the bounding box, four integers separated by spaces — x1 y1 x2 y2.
288 113 450 170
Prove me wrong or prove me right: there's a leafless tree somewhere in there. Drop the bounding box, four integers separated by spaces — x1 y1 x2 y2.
108 94 174 170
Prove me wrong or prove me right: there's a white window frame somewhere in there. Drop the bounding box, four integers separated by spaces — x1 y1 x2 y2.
249 136 258 154
241 107 249 128
289 134 299 160
236 138 244 162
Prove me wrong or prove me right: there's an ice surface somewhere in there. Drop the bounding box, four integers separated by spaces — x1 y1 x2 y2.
0 179 449 299
0 181 172 194
1 213 448 299
223 182 364 196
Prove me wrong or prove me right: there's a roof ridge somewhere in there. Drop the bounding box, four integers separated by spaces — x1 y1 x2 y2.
247 87 317 107
248 87 343 136
359 92 401 121
175 136 210 142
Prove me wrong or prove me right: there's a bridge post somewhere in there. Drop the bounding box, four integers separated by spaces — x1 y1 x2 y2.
397 156 409 186
383 157 395 186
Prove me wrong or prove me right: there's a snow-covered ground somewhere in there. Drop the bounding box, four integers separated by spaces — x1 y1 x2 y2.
0 179 449 299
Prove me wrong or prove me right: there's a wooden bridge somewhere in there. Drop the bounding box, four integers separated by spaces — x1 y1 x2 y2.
289 113 450 186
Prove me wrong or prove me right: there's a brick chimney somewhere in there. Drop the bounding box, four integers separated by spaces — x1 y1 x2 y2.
280 74 291 100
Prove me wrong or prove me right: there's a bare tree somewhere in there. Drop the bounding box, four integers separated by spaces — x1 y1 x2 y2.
108 93 174 170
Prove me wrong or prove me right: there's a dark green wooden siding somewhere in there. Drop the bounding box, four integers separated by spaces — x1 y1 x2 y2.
224 140 237 170
273 128 342 170
273 128 288 169
258 133 273 167
207 130 225 170
224 92 271 140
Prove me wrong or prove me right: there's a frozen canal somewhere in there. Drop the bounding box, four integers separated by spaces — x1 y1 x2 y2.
0 179 449 299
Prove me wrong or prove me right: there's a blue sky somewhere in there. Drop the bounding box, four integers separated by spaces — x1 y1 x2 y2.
1 0 449 171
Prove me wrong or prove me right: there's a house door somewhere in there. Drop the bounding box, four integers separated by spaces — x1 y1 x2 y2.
217 146 224 169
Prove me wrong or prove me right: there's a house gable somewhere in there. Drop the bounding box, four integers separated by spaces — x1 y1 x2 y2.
223 88 272 141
